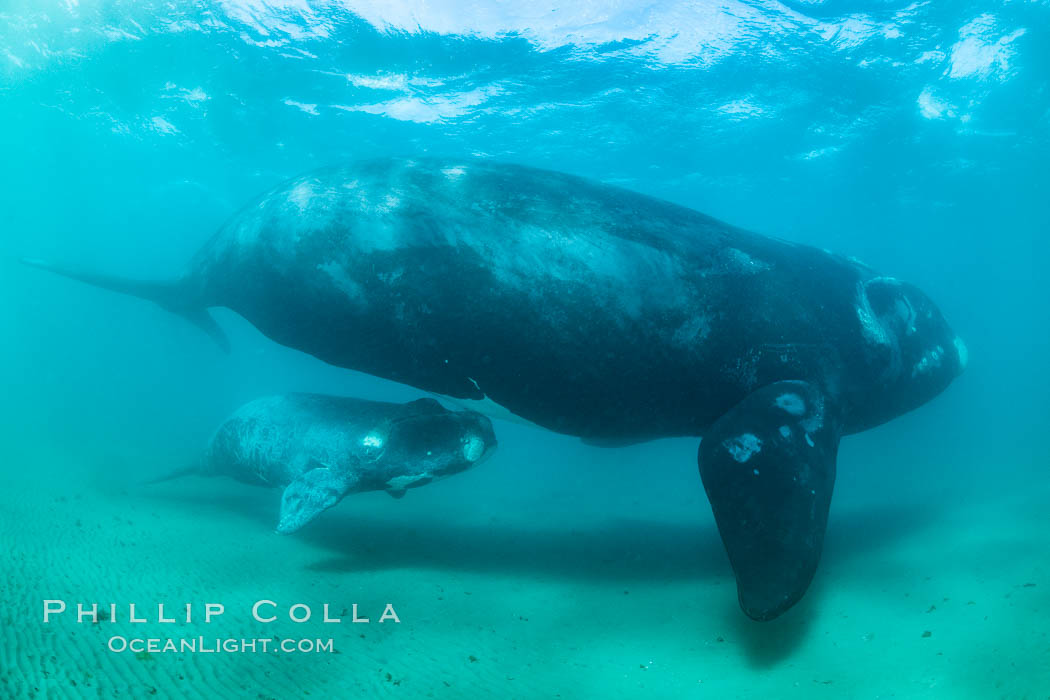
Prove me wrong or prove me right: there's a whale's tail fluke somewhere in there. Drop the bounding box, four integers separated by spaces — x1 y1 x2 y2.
20 257 230 353
142 464 201 485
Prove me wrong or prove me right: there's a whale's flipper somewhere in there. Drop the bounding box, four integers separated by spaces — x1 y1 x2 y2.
276 463 357 534
698 380 842 621
19 257 229 353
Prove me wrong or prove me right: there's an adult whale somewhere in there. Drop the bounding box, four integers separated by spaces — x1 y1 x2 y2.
23 158 966 620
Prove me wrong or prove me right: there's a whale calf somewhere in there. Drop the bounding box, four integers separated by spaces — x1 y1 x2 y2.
149 394 497 533
25 158 965 619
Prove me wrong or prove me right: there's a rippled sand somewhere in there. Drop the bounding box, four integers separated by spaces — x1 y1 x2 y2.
2 428 1047 699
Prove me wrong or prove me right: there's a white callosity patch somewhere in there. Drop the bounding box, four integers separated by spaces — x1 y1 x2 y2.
954 337 969 371
724 433 762 463
912 345 945 377
462 435 485 462
855 281 891 348
774 393 805 416
779 425 791 438
361 433 384 449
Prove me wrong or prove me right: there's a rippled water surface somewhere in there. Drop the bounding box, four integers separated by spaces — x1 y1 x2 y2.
2 1 1048 698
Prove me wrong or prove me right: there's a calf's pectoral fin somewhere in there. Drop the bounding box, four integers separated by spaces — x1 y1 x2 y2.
277 464 357 534
698 380 842 621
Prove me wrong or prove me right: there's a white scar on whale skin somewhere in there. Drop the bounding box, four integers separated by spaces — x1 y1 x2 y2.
724 433 762 463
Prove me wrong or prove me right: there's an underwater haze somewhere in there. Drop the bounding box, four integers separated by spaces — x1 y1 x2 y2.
2 1 1048 698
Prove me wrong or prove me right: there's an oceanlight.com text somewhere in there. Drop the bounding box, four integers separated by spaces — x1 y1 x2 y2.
107 636 335 654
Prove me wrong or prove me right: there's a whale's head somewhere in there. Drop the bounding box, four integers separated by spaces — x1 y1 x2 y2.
852 276 966 429
377 400 498 486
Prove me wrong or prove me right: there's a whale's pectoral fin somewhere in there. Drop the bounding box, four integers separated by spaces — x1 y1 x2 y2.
698 380 842 621
277 465 357 534
385 488 408 499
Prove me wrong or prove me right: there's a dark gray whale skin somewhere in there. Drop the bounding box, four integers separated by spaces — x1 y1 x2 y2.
150 393 496 534
25 158 966 620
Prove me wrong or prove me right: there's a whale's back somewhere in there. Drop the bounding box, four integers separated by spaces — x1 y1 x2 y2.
183 159 875 440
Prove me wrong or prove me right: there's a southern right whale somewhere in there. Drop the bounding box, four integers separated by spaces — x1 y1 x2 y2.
23 157 966 620
149 393 497 534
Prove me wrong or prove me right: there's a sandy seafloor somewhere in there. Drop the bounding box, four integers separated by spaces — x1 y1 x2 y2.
2 414 1047 700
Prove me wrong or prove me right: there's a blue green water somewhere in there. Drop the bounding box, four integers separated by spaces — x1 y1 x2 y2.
2 2 1048 698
